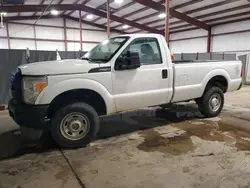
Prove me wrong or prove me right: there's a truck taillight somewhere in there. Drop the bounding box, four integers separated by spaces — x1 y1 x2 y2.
171 54 174 61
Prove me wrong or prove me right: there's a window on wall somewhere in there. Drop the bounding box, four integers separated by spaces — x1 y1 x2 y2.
121 37 162 65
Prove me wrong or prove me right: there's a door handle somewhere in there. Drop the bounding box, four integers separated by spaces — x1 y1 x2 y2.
162 69 168 79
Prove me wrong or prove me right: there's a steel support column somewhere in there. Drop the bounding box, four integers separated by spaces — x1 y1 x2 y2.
63 17 67 51
106 0 110 38
165 0 170 43
207 28 211 52
6 21 11 49
79 10 83 51
33 25 37 50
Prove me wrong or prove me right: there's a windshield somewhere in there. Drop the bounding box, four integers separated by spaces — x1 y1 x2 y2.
82 37 129 62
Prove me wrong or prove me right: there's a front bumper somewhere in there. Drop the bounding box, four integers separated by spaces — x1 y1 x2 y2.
8 99 49 140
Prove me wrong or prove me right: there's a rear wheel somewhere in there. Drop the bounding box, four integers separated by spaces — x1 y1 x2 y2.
197 87 224 118
51 102 99 148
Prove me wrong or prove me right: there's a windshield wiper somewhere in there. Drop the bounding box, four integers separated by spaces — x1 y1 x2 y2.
82 57 108 63
82 57 92 61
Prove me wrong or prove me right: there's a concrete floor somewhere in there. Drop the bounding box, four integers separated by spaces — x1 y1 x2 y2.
0 87 250 188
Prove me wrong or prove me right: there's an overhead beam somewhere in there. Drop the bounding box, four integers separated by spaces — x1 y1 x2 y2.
3 4 162 34
185 0 241 15
134 0 210 30
91 0 117 23
114 0 202 29
32 0 45 16
5 15 56 21
169 17 250 34
155 9 250 31
66 0 91 16
169 2 250 24
63 15 126 34
173 0 204 9
102 0 138 25
112 0 164 29
5 14 126 34
80 0 110 19
2 4 80 12
211 17 250 26
167 0 244 26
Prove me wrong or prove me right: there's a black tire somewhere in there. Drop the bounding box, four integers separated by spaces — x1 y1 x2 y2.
197 87 224 118
51 102 99 148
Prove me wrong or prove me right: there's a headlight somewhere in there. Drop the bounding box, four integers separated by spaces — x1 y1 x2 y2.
22 76 48 104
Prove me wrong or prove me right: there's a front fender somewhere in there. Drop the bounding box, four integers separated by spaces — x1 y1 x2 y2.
35 78 116 114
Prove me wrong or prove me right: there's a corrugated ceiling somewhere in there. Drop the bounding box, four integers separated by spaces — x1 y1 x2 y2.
2 0 250 34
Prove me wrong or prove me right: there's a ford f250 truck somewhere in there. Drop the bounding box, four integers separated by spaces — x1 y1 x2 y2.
8 34 242 148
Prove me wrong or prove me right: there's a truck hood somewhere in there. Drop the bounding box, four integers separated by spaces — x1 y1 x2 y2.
18 59 105 75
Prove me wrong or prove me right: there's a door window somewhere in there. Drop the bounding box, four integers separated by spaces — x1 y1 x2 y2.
120 37 162 65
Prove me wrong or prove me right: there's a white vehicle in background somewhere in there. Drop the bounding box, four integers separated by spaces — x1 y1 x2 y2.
8 34 242 148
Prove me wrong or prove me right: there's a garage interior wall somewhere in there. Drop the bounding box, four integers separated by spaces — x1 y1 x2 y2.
169 20 250 56
0 18 121 51
0 18 249 55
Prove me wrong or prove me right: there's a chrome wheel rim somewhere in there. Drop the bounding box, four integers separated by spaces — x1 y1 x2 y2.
60 112 90 141
209 94 221 112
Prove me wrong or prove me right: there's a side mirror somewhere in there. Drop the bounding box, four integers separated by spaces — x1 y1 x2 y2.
115 51 141 70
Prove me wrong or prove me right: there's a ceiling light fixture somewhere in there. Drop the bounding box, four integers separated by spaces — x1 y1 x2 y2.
123 25 129 29
158 13 166 18
86 14 93 20
0 12 7 16
115 0 123 4
51 9 59 15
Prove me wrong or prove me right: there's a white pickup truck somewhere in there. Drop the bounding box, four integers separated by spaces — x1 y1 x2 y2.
9 34 242 148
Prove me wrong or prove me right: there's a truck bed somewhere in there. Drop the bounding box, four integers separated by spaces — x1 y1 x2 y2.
172 60 242 103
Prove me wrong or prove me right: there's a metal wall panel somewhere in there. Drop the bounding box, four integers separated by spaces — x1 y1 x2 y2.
170 29 207 40
212 20 250 34
66 19 105 31
35 26 64 40
0 24 7 36
67 28 81 41
9 23 34 38
36 18 64 27
82 43 97 51
170 38 207 53
84 30 107 41
36 41 65 51
10 39 36 50
67 42 81 51
0 39 8 49
212 32 250 52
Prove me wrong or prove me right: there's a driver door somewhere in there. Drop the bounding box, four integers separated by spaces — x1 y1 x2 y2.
112 37 170 112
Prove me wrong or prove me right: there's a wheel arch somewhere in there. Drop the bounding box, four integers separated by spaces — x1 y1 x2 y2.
201 69 230 95
36 78 116 114
47 89 107 118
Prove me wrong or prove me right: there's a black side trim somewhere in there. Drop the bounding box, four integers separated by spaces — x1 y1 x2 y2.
88 66 111 73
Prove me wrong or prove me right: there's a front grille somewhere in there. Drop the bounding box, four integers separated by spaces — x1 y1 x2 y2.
10 69 22 101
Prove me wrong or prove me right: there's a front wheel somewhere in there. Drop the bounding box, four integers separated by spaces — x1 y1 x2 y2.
197 87 224 118
51 102 99 148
